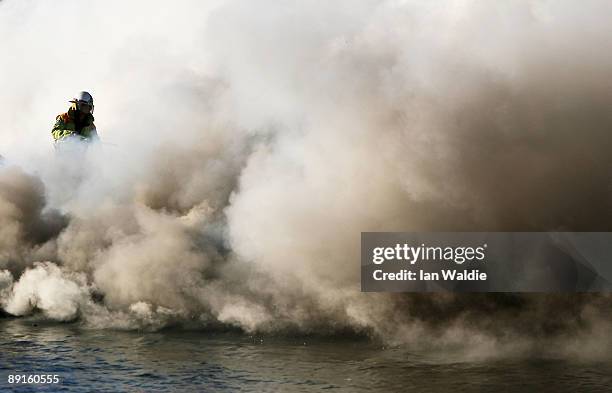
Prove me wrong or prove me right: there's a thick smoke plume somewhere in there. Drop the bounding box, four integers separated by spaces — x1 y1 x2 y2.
1 0 612 358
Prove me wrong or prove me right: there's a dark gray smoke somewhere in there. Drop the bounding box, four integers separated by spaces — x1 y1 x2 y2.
0 167 67 273
1 0 612 359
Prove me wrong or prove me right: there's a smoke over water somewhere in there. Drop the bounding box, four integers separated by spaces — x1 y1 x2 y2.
1 0 612 358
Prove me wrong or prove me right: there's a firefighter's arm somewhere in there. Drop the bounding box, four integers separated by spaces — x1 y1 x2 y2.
51 116 75 141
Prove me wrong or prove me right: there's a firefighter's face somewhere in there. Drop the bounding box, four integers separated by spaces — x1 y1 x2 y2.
77 101 92 114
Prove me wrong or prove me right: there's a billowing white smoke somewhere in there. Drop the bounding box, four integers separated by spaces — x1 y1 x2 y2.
2 262 89 321
1 0 612 357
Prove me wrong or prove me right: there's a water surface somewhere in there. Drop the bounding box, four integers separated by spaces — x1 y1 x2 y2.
1 318 611 392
